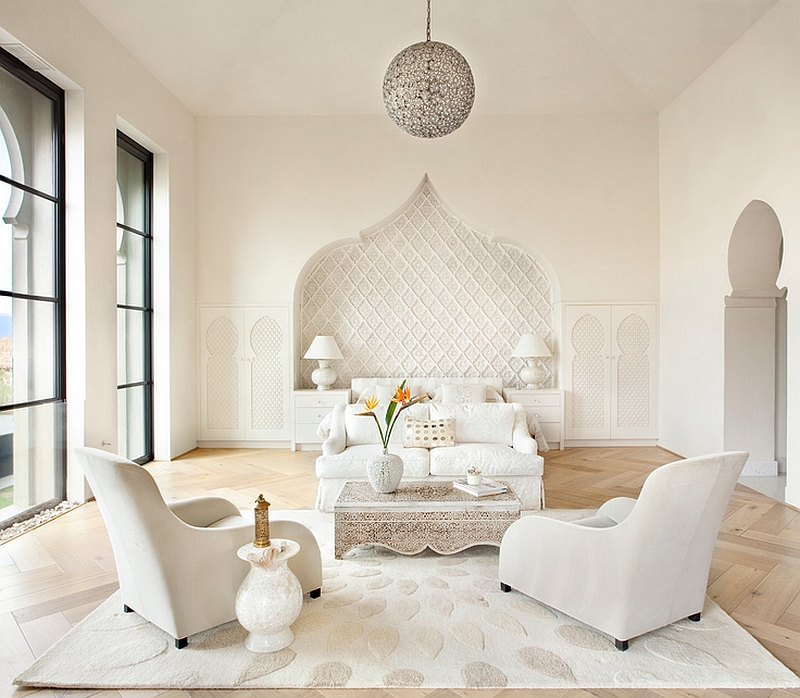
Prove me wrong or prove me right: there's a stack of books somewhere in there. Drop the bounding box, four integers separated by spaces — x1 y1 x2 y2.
453 478 508 497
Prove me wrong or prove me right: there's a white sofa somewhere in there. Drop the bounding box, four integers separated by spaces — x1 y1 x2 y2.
315 378 545 512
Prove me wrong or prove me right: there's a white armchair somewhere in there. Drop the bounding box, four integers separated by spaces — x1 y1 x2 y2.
498 451 748 650
75 447 322 648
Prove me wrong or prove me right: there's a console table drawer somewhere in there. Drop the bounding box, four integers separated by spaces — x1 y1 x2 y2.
295 392 349 408
294 423 324 443
541 422 561 445
525 405 561 423
295 406 334 424
511 393 561 408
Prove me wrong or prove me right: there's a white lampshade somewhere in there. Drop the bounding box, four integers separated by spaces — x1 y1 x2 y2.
304 335 343 390
512 333 551 358
303 335 343 361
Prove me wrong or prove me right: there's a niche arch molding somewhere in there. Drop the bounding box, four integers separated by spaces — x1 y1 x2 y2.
724 199 787 477
294 175 561 390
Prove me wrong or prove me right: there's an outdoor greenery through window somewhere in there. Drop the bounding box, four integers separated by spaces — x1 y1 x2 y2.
116 132 153 464
0 47 66 526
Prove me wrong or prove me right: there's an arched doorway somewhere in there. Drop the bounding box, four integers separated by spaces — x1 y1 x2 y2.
724 200 787 485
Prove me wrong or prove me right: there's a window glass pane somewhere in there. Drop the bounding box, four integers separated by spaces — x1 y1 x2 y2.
117 308 147 385
0 401 65 525
0 297 9 404
116 147 146 232
3 298 56 406
0 68 55 196
116 227 146 307
0 193 55 297
117 385 147 462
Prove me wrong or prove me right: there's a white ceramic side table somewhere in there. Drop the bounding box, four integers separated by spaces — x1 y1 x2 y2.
235 539 303 652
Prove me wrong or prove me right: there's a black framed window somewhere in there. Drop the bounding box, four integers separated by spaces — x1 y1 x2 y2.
116 132 153 464
0 47 66 526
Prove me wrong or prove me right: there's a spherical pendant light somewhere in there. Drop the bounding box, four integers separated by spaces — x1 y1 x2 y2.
382 1 475 139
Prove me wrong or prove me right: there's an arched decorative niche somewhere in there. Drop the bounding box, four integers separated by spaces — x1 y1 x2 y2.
297 176 558 390
724 199 787 478
728 200 783 297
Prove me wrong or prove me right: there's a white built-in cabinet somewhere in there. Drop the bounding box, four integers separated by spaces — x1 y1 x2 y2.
198 306 291 442
563 304 658 443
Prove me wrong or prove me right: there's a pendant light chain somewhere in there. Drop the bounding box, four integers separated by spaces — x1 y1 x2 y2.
426 0 431 41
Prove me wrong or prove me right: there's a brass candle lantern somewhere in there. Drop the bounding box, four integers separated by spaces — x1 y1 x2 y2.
254 494 271 548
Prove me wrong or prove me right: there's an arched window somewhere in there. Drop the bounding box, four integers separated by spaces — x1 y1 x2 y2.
0 47 66 527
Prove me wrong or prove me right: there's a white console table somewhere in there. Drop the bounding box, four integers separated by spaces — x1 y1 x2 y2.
503 388 564 450
292 389 350 450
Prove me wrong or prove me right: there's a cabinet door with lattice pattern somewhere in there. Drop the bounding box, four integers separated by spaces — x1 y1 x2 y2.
564 306 612 440
610 305 657 439
564 304 657 442
199 307 291 442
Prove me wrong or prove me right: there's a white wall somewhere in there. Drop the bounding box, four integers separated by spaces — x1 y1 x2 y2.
195 113 660 308
1 0 197 498
659 0 800 506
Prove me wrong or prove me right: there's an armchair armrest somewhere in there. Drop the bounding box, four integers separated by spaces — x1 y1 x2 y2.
167 496 241 527
322 403 346 456
511 405 537 454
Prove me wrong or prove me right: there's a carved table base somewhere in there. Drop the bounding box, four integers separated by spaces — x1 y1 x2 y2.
333 481 521 559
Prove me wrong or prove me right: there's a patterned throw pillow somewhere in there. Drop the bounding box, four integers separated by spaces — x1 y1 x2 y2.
404 417 456 449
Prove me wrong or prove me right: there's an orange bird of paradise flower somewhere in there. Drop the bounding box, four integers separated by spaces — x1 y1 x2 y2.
392 384 411 405
355 380 423 449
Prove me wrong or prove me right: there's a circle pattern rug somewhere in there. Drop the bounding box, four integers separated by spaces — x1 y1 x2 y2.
14 511 799 690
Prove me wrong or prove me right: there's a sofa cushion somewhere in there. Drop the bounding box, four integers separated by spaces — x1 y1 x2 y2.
404 417 456 448
429 444 544 477
441 383 487 404
429 402 516 446
344 403 429 446
316 445 430 478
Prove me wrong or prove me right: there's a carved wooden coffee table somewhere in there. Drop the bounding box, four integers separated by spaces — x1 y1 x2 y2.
333 480 521 558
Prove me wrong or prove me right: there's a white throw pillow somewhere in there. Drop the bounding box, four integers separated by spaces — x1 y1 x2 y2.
356 384 397 405
429 402 515 446
441 384 487 404
403 417 456 448
345 402 429 445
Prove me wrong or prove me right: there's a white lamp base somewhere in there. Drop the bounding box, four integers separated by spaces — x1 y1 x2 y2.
311 360 337 390
519 359 547 390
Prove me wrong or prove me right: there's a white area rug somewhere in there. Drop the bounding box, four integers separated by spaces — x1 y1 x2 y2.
15 509 799 690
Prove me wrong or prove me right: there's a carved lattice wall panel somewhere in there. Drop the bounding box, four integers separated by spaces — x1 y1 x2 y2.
616 313 650 429
570 314 606 429
250 315 285 431
300 181 554 389
205 316 239 429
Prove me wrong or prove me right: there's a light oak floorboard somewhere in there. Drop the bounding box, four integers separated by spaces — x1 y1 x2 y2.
1 446 798 698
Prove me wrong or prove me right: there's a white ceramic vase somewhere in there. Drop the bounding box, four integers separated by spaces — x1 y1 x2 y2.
366 448 403 493
235 539 303 653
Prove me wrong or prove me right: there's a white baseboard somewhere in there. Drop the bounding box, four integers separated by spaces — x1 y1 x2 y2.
563 439 659 448
195 440 292 449
741 459 778 477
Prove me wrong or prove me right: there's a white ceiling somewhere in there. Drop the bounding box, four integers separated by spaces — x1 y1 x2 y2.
74 0 777 116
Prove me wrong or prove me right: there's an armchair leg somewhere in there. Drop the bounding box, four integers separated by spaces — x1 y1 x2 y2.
500 582 512 593
615 638 629 651
175 637 188 649
688 612 701 622
309 588 321 599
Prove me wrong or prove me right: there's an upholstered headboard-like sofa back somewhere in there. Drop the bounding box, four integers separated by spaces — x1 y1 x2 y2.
350 377 504 403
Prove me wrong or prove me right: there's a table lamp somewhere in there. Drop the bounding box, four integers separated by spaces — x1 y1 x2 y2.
303 335 343 390
512 333 551 389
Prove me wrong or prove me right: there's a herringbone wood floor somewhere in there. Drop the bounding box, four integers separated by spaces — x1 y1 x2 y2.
2 446 799 698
